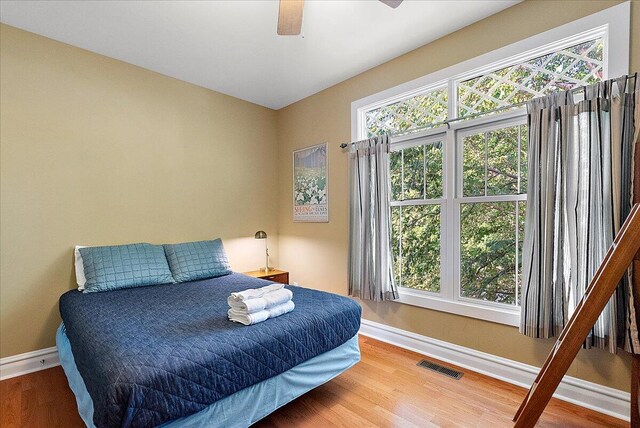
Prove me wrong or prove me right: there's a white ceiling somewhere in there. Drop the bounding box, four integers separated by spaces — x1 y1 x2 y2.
0 0 519 109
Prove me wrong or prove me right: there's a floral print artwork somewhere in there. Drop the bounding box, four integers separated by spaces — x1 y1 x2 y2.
293 143 328 222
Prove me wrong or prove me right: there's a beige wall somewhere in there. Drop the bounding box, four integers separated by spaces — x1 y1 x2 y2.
276 0 639 392
0 24 280 358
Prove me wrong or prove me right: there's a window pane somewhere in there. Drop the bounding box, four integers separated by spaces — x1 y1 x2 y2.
458 38 604 117
460 202 517 304
365 87 448 136
517 200 526 305
402 146 424 200
425 141 443 199
487 126 519 195
462 133 485 196
391 206 402 286
397 205 440 292
391 142 443 201
520 124 528 193
390 150 402 201
463 124 527 197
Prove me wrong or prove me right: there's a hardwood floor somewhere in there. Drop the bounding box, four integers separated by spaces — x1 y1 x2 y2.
0 362 84 427
0 336 627 427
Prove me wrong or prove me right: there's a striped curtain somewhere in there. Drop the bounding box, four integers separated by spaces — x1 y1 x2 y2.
520 75 640 354
348 135 398 302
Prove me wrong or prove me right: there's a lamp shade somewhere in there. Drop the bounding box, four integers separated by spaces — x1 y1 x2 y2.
254 230 267 239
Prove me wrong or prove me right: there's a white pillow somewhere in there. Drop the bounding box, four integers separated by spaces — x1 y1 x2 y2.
74 245 87 290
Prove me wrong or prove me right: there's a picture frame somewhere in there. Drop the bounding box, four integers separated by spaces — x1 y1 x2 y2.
293 142 328 222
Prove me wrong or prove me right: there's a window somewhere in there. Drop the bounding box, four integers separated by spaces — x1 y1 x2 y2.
387 115 529 319
457 38 604 117
352 4 629 326
365 88 448 137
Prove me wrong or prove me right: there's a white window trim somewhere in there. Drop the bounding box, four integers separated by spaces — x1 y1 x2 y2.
351 3 630 327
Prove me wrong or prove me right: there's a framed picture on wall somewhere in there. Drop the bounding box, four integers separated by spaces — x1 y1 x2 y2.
293 142 328 222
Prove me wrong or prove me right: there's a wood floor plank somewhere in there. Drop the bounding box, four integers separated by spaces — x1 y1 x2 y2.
319 381 421 428
20 386 40 427
0 378 22 428
0 336 629 427
330 375 438 425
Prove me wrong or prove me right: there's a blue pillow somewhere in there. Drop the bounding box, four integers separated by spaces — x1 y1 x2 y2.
163 239 232 283
79 243 174 293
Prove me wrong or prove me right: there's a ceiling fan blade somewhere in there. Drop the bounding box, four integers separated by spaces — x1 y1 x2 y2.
379 0 403 8
277 0 304 36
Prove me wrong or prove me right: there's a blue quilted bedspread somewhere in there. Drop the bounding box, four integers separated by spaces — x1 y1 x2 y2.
59 273 361 428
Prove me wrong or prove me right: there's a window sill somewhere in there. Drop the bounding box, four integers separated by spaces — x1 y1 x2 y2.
396 288 521 327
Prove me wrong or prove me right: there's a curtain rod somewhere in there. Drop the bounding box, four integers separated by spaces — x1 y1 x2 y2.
339 73 637 149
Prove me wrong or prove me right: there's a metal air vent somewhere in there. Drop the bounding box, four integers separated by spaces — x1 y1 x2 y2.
416 360 463 380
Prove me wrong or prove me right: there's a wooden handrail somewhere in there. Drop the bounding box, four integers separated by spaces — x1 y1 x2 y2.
631 108 640 428
513 203 640 428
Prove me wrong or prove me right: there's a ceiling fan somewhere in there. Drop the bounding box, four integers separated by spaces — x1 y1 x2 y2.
277 0 403 36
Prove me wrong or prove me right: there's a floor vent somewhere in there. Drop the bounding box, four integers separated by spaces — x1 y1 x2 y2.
416 360 463 380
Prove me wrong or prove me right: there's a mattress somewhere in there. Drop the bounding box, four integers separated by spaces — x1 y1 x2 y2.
58 273 361 428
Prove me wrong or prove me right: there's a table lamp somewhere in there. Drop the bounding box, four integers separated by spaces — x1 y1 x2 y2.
254 230 270 272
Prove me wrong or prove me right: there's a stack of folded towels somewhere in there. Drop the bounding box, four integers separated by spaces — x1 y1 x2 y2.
228 283 294 325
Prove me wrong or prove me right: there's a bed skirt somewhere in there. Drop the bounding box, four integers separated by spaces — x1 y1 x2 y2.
57 324 360 428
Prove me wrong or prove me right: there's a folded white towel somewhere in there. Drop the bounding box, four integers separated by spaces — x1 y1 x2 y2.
228 300 295 326
228 308 269 325
229 283 284 303
227 289 293 313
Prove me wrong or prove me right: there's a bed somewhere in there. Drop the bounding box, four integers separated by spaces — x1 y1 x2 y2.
57 272 362 428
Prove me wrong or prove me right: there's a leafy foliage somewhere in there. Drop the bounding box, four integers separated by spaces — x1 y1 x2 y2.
460 201 525 304
392 205 440 292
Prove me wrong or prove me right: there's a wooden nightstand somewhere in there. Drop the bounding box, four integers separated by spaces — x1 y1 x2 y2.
243 269 289 284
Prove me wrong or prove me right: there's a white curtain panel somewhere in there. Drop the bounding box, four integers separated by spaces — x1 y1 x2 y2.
348 135 398 302
521 75 640 354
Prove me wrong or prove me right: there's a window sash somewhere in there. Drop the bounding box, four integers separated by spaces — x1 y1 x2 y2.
456 116 528 199
390 133 446 204
390 132 446 294
454 116 527 309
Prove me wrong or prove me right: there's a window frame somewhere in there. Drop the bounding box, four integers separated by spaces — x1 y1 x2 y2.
351 3 630 327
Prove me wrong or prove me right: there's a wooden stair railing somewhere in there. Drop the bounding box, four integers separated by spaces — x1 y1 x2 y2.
513 203 640 428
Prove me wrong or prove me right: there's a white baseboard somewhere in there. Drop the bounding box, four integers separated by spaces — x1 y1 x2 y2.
359 319 630 422
0 347 60 381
